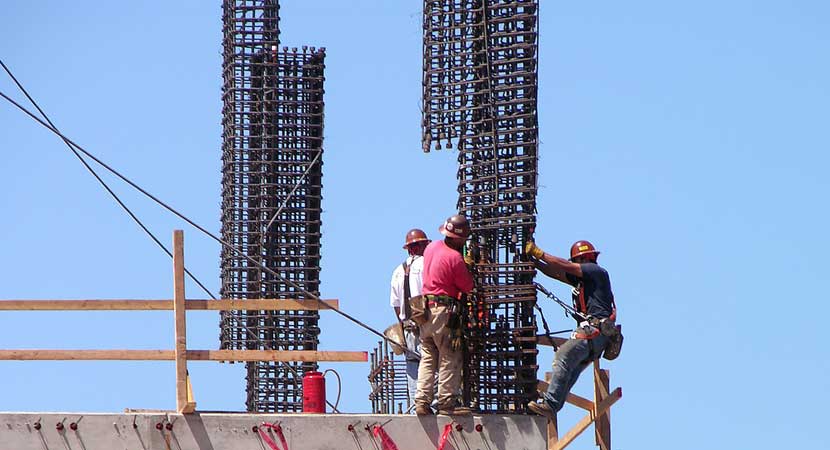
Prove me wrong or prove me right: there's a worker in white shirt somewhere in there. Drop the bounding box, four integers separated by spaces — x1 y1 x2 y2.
390 228 430 410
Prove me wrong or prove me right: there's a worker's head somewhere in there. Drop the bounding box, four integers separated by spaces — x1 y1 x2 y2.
439 214 471 250
569 240 600 263
403 228 430 256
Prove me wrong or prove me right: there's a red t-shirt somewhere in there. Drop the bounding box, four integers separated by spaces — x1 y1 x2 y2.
422 240 474 298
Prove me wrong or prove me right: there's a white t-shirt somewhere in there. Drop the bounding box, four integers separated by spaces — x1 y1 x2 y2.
389 255 424 321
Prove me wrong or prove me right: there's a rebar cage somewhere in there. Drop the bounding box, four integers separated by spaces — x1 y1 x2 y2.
220 0 326 412
368 341 412 415
422 0 540 414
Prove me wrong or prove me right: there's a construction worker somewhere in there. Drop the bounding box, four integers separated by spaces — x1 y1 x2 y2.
525 240 616 418
389 228 430 410
414 214 474 416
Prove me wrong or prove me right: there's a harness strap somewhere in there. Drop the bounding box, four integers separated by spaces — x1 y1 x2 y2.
402 260 412 320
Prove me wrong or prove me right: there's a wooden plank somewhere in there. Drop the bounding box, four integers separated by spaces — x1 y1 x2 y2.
552 388 622 450
0 350 176 360
189 299 340 311
547 414 559 450
594 365 611 450
536 379 594 412
187 350 368 362
173 230 189 414
537 335 568 348
0 299 340 311
0 349 368 362
544 371 558 449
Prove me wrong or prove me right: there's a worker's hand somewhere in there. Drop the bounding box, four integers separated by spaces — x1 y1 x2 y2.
451 335 463 352
525 241 545 260
463 251 475 267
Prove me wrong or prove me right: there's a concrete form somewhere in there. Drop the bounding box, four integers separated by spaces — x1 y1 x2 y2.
0 412 547 450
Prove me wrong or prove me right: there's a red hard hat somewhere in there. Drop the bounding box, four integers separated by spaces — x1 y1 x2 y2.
569 240 600 261
403 229 429 249
439 214 471 239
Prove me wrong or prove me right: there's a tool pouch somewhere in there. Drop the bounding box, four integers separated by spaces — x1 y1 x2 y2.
409 295 428 326
602 324 623 360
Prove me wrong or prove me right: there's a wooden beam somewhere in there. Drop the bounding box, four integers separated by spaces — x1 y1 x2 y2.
0 299 340 311
173 230 190 414
551 388 622 450
187 350 368 362
0 350 368 362
0 350 175 360
189 299 339 311
544 372 558 449
536 379 594 412
537 335 568 348
594 364 611 450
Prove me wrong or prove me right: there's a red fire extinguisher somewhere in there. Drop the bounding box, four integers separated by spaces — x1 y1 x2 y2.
303 371 326 413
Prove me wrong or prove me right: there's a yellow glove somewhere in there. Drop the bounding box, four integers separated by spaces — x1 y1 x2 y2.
525 241 545 259
463 251 475 266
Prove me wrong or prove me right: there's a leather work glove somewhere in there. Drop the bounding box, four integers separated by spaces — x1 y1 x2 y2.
525 241 545 260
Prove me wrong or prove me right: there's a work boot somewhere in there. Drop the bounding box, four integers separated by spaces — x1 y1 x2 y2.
527 401 555 419
415 404 433 416
437 405 472 416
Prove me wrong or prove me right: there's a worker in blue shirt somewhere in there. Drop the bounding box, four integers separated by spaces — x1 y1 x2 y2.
525 240 619 417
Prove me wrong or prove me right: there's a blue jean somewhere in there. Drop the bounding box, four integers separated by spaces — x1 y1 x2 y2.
543 335 608 412
404 328 421 410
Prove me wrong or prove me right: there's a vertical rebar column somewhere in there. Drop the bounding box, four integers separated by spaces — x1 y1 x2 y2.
367 342 410 414
221 0 326 412
422 0 539 414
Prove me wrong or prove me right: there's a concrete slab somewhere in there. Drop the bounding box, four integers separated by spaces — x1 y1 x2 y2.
0 412 547 450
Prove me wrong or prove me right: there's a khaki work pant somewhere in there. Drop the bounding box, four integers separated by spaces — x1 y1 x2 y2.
414 304 461 410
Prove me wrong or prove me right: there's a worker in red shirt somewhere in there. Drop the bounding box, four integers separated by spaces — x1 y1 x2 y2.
414 214 475 416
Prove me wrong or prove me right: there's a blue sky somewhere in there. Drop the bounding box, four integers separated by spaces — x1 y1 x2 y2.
1 1 828 448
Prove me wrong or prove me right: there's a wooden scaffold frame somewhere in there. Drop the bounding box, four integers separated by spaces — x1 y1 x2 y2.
537 336 623 450
0 230 366 414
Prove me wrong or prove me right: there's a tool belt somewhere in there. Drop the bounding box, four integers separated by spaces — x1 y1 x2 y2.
579 316 624 360
425 294 454 307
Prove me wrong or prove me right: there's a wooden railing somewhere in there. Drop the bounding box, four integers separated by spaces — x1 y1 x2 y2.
0 230 367 413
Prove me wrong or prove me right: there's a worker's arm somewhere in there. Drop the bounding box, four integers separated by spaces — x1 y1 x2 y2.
535 260 569 283
454 256 476 294
526 241 582 279
538 253 582 278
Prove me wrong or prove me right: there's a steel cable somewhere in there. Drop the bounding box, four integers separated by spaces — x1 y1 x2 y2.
0 60 217 300
0 81 408 353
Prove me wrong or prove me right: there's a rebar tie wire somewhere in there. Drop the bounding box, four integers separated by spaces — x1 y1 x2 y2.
0 70 409 356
